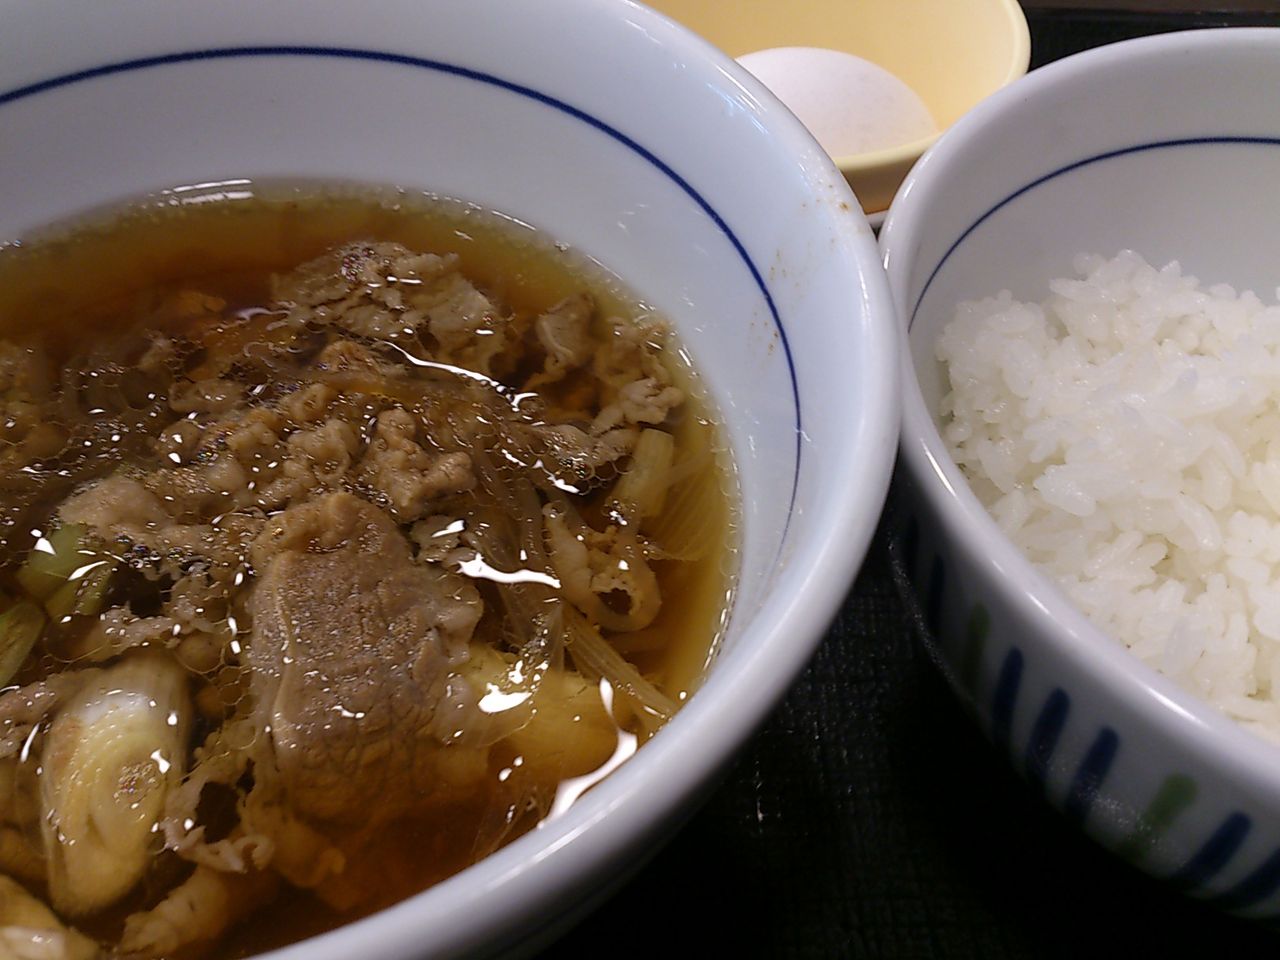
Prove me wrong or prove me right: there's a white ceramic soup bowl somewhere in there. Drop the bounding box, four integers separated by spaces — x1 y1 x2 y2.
0 0 898 956
884 28 1280 916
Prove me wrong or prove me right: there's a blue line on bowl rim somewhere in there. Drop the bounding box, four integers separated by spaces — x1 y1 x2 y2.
0 43 803 534
908 136 1280 330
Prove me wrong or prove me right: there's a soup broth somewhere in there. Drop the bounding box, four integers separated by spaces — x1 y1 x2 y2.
0 185 738 959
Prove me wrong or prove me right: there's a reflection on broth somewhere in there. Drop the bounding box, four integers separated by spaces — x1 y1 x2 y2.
0 185 738 959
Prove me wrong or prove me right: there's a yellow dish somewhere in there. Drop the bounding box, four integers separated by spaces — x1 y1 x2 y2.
646 0 1030 215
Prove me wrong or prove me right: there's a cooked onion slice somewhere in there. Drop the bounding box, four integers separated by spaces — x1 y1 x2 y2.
609 428 675 523
562 606 676 727
0 875 98 960
39 652 190 917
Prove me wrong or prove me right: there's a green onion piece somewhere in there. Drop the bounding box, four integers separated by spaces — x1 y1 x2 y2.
16 524 92 601
44 560 115 624
0 601 45 686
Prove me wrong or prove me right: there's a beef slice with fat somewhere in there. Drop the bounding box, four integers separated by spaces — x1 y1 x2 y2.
248 492 483 823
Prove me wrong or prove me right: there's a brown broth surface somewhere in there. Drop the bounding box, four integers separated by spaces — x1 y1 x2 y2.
0 183 738 958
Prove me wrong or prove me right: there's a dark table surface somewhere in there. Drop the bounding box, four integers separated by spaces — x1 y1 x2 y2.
539 8 1280 958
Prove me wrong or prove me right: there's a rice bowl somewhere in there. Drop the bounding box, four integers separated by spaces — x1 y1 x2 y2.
885 27 1280 916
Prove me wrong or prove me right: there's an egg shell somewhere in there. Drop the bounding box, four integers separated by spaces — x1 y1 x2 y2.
737 46 938 158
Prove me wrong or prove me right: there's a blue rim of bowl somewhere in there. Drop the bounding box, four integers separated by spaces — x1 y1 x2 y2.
0 43 802 530
908 136 1280 329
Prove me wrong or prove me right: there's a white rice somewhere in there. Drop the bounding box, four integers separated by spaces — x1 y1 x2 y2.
938 250 1280 742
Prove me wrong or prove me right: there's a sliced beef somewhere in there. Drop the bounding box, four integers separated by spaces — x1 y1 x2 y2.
355 408 474 520
274 241 523 377
528 293 595 388
247 493 482 823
